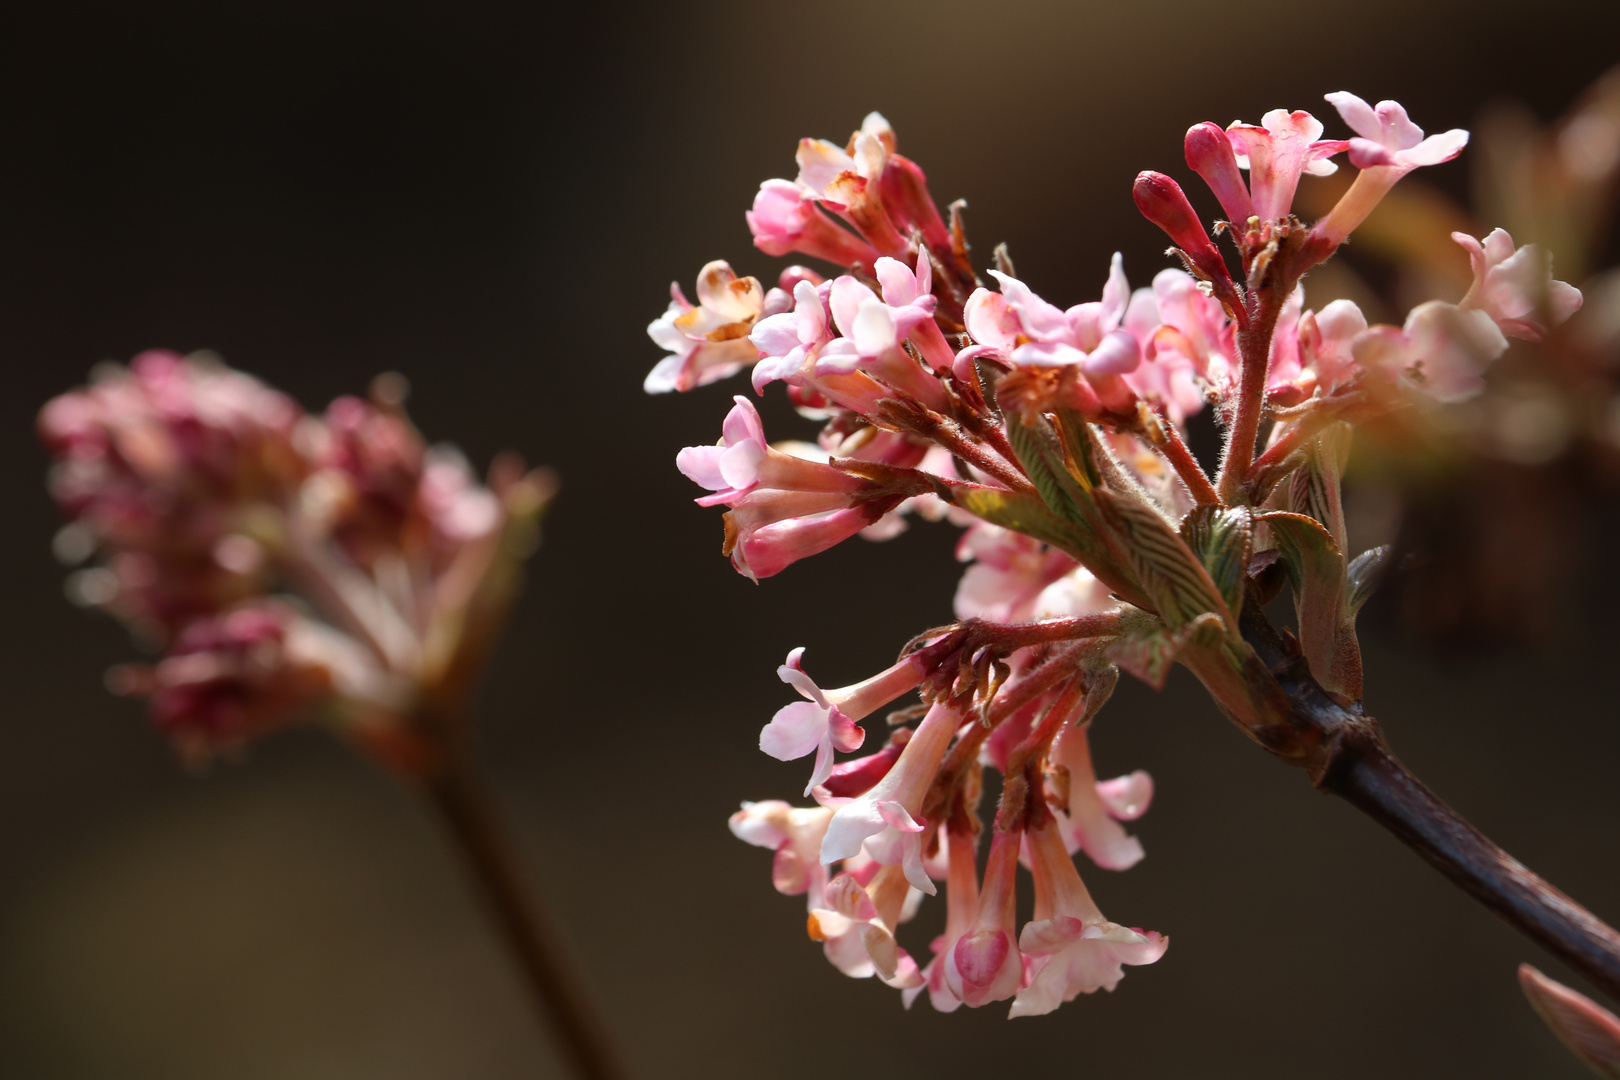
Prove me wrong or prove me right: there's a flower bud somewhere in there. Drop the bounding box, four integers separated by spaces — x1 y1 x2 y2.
1184 122 1254 224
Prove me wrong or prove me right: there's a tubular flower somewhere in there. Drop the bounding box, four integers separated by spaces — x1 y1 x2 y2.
1224 108 1347 223
676 396 920 579
1352 301 1510 403
1048 721 1154 871
1453 229 1584 341
42 352 555 765
760 648 927 794
1313 93 1469 250
1010 819 1168 1017
646 261 767 394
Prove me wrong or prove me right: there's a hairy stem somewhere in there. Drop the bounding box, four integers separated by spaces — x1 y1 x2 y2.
1217 288 1287 504
1157 422 1219 506
423 759 627 1080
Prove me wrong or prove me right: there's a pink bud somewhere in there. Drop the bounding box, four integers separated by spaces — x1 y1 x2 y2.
1184 122 1254 224
1131 172 1237 301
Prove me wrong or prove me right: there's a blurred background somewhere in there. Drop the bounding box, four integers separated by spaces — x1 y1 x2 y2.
3 2 1619 1077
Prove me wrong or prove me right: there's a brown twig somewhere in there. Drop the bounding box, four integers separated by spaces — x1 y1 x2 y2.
422 758 627 1080
1217 287 1288 505
1156 421 1220 506
1235 603 1620 1003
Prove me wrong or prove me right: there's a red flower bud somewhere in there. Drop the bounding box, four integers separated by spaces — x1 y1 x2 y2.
1184 122 1254 225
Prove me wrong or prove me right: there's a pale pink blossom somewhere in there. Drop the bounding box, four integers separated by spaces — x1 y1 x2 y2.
760 648 927 794
1117 285 1206 423
1146 268 1238 390
1314 94 1469 249
813 271 949 409
792 112 908 256
1326 92 1469 172
1225 109 1347 222
728 800 836 910
807 867 925 985
904 826 979 1012
943 828 1024 1008
1352 301 1509 403
645 261 765 394
1453 229 1584 341
1295 299 1370 396
1009 819 1167 1017
821 702 965 894
749 280 895 418
746 179 883 269
1048 722 1153 871
677 397 906 579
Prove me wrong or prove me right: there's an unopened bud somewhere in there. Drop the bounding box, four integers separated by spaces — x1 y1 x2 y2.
1184 123 1254 225
1131 171 1238 302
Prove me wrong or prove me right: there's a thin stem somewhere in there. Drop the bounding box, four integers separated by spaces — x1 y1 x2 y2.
1217 288 1287 505
1157 422 1219 506
422 759 627 1080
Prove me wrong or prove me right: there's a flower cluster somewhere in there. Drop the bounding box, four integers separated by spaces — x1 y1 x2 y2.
650 95 1581 1016
41 350 555 763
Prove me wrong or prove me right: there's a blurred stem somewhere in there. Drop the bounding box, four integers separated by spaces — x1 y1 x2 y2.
421 754 627 1080
1234 603 1620 1003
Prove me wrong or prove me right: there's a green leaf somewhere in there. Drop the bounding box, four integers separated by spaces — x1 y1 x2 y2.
1258 511 1362 701
1287 422 1351 554
1346 545 1391 616
1097 490 1231 630
1001 410 1094 526
1108 612 1225 690
1179 505 1253 618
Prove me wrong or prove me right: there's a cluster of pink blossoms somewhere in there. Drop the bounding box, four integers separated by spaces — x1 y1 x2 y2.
649 95 1581 1016
40 351 553 763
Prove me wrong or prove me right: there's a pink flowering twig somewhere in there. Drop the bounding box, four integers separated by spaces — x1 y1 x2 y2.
646 99 1611 1037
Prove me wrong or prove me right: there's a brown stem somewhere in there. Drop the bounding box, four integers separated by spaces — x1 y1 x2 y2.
422 759 627 1080
1324 733 1620 1002
1233 603 1620 1003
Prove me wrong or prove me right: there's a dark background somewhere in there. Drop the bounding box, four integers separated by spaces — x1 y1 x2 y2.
2 2 1619 1077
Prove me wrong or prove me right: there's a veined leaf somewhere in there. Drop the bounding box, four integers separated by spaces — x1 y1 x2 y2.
952 487 1146 608
1287 422 1351 555
1257 510 1362 701
1002 410 1094 526
1097 490 1231 631
1179 505 1253 617
1108 612 1225 690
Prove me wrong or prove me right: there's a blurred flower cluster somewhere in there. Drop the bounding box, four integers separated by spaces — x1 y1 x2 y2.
40 351 555 766
648 95 1581 1017
1293 68 1620 644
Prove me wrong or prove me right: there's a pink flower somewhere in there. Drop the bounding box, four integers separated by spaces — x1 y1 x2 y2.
1313 94 1469 250
821 702 965 894
1048 722 1153 871
761 648 927 794
645 261 766 394
943 828 1024 1008
1294 299 1370 397
1326 92 1469 172
746 179 882 270
953 523 1115 624
1146 268 1237 388
807 867 925 985
38 351 305 635
750 280 895 418
1224 109 1347 223
813 265 950 408
792 112 908 256
676 396 909 579
728 800 835 909
1009 819 1167 1017
1453 229 1584 341
1351 301 1509 402
1116 283 1207 423
904 825 979 1012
